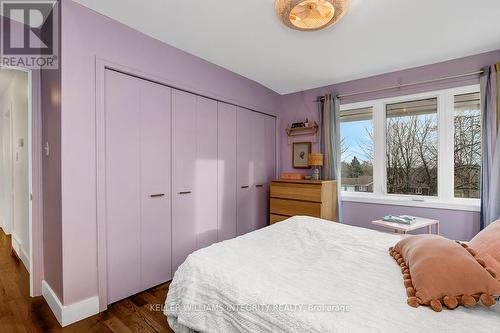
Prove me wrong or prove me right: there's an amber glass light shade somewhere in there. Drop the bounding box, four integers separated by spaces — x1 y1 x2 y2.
308 153 324 166
275 0 350 31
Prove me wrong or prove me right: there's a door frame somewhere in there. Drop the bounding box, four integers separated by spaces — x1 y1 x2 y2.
0 66 43 297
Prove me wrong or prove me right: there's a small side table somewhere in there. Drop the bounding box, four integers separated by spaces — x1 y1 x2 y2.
372 217 440 235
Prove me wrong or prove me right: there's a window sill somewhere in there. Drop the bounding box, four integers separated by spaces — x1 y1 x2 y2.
341 193 480 212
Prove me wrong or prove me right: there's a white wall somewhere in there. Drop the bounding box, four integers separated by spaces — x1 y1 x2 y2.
0 83 13 235
0 70 30 270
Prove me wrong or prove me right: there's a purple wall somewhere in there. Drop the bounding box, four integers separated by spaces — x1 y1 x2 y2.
59 1 280 306
279 50 500 241
41 66 63 300
343 202 480 242
40 3 63 301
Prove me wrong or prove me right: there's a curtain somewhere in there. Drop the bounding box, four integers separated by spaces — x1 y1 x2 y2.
320 94 343 222
480 65 500 229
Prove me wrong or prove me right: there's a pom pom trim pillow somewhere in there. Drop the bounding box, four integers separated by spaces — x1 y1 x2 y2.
469 220 500 277
389 234 500 312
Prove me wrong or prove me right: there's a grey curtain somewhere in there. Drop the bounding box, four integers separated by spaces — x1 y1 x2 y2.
320 94 343 222
480 65 500 229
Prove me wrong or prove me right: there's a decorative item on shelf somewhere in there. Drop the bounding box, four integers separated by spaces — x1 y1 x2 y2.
308 153 323 180
286 120 319 144
291 121 306 129
292 142 312 169
281 172 305 180
275 0 351 32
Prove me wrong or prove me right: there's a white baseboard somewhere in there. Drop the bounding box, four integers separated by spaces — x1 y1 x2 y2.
1 223 12 235
20 247 30 273
11 234 21 255
11 234 30 272
42 280 100 327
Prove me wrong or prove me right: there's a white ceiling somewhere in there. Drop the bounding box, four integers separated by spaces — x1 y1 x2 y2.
74 0 500 95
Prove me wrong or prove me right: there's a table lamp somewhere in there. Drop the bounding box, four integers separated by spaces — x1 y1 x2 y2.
308 153 323 180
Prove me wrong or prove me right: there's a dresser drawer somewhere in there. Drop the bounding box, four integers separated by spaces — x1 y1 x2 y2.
270 183 322 202
270 214 289 224
270 198 321 217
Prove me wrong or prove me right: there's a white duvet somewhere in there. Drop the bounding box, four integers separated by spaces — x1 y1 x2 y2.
165 216 499 333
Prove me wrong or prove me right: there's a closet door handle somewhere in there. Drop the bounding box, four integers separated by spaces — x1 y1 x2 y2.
149 193 165 198
178 191 192 195
255 184 264 188
240 185 249 189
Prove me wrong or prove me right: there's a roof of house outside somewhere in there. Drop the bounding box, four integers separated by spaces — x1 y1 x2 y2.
341 176 373 186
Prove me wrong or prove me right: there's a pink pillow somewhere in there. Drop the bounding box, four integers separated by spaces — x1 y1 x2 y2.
390 235 500 312
469 220 500 276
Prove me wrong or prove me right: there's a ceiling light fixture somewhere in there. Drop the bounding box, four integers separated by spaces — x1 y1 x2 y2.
275 0 350 31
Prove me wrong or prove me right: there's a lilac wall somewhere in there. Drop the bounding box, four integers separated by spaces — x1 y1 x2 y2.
40 3 63 302
279 50 500 241
41 66 62 300
343 202 480 241
60 1 280 306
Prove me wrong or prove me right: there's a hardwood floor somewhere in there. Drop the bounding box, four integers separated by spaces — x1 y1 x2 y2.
0 228 175 333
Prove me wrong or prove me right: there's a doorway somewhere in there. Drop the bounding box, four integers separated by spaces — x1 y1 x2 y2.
0 66 42 297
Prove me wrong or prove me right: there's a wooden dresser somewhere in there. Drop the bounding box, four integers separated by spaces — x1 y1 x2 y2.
269 180 337 224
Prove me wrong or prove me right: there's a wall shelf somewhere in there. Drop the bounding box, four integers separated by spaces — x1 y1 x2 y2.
286 122 319 144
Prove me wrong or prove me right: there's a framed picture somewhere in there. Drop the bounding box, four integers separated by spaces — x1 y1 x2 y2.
292 142 312 169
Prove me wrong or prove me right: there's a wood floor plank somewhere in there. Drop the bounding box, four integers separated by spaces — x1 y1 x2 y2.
0 227 175 333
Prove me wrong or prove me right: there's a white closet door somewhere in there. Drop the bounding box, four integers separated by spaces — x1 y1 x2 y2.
171 91 218 272
105 71 143 304
139 80 172 290
237 109 277 235
194 96 218 249
217 102 237 241
236 107 255 236
253 113 270 231
105 70 172 304
172 90 197 272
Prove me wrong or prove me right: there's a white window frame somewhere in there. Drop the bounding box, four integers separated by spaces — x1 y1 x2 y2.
339 85 480 212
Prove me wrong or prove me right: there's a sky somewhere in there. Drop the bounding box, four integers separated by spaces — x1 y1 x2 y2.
340 120 372 164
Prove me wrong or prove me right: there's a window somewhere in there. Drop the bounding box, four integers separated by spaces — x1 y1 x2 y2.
340 107 373 193
339 85 481 211
454 93 481 199
386 98 438 196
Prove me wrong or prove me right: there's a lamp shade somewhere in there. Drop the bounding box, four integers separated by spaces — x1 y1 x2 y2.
275 0 350 31
308 153 324 166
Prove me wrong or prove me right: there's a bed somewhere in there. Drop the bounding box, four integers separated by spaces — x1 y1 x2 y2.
164 216 499 333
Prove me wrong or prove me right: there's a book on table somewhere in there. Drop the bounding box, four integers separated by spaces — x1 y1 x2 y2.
382 215 417 225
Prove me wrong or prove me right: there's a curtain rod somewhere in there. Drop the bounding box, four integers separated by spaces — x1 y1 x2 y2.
315 70 484 102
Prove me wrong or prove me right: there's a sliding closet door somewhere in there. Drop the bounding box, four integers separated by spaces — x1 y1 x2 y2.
236 107 255 236
172 90 197 272
105 70 172 304
172 90 218 272
105 71 142 304
218 102 237 241
140 80 172 290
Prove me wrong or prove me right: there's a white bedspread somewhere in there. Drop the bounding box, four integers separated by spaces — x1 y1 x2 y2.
165 216 499 333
